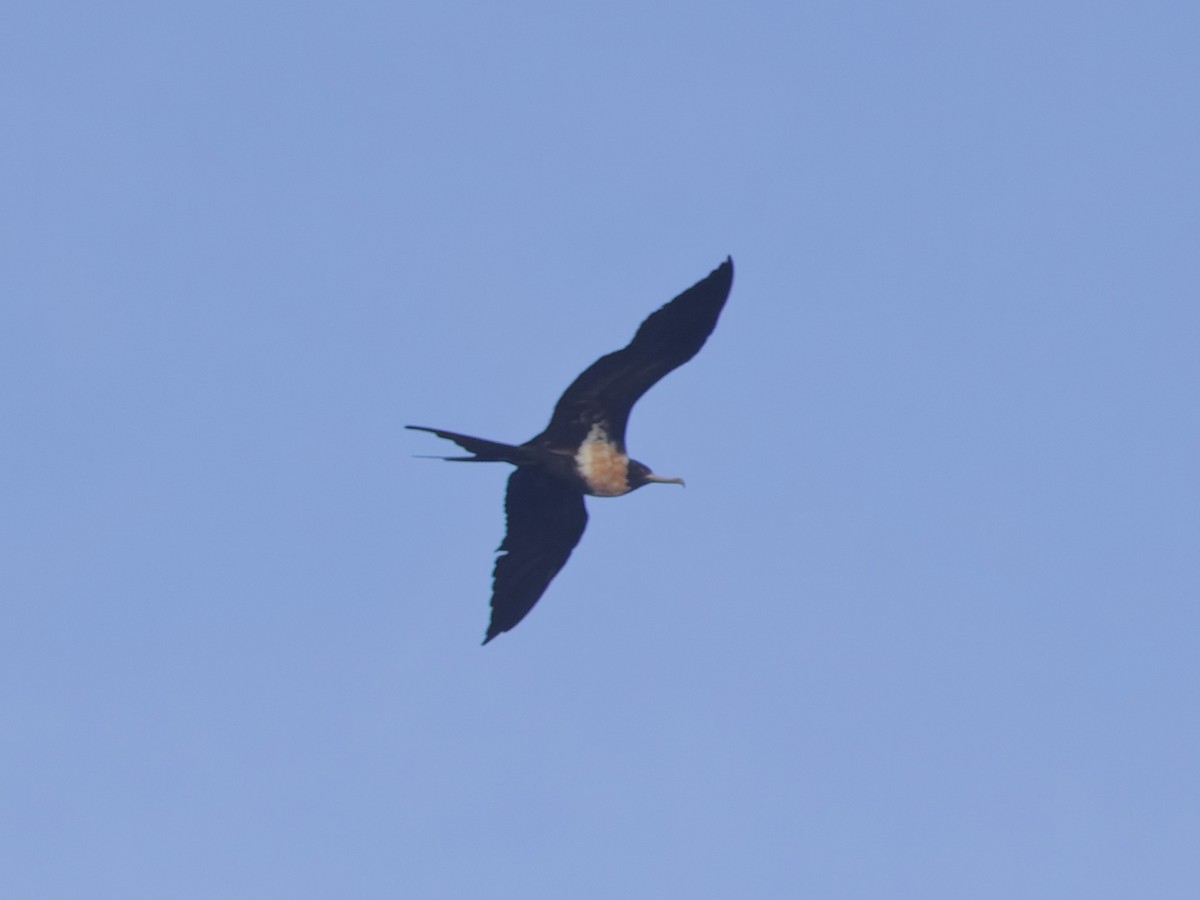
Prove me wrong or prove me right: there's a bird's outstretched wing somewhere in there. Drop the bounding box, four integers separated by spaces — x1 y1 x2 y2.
533 258 734 451
485 466 588 644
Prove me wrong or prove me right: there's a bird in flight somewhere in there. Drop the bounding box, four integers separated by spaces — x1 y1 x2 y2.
409 257 734 644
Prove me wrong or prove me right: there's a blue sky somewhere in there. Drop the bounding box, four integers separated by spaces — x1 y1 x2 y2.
3 2 1198 897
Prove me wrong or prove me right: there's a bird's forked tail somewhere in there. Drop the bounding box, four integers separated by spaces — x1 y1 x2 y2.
406 425 534 464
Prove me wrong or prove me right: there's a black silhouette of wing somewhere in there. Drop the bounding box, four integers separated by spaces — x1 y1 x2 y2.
533 257 733 452
485 467 588 644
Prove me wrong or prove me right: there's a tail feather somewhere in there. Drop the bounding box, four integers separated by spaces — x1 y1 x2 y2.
406 425 532 464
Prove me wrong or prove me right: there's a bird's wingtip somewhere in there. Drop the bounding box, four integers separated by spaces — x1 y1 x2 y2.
707 256 733 292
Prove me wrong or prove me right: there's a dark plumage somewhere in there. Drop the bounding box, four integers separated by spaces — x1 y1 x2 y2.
409 258 734 643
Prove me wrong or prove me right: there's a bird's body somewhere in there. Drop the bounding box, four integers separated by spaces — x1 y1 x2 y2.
410 258 734 643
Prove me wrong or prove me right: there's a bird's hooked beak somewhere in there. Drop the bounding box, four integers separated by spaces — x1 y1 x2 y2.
644 473 686 488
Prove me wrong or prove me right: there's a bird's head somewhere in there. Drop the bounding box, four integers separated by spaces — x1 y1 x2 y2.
627 459 686 491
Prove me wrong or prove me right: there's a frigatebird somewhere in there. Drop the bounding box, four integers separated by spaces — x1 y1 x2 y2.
409 257 734 643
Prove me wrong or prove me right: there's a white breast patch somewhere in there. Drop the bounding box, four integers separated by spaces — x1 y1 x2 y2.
574 423 630 496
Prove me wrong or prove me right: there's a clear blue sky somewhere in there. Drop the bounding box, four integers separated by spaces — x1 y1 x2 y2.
3 2 1198 897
